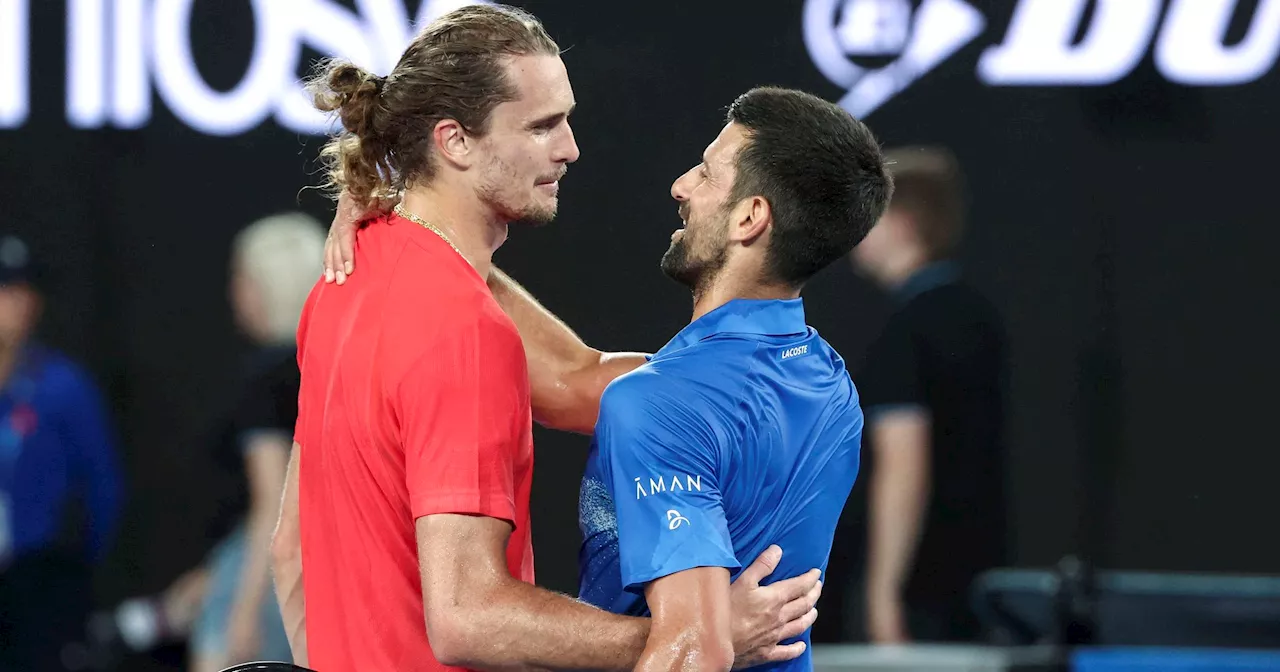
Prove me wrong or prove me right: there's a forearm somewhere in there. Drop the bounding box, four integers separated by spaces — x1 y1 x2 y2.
865 456 930 597
636 569 734 672
229 504 280 629
272 446 307 665
162 567 210 634
450 578 648 671
637 629 733 672
488 268 646 433
273 540 306 664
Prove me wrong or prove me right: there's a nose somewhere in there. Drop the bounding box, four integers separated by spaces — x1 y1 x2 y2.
555 122 581 164
671 166 696 202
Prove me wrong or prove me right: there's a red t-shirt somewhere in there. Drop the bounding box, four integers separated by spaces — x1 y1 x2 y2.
293 212 535 672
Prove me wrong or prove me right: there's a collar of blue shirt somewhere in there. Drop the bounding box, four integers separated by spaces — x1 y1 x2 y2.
654 298 808 358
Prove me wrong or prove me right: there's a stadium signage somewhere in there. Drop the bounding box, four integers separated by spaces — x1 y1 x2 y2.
0 0 485 134
804 0 1280 117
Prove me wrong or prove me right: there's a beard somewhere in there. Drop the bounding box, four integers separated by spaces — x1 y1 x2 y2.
661 218 729 294
477 155 562 227
512 198 557 227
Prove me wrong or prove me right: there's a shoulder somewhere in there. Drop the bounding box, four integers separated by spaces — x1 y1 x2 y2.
906 282 1006 345
392 291 524 388
605 337 775 420
29 346 95 388
596 360 728 440
361 214 499 332
23 347 106 410
383 216 484 289
600 357 710 410
447 294 523 355
908 281 998 322
384 266 519 357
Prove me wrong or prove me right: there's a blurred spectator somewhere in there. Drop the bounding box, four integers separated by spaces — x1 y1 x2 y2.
0 235 123 670
187 212 324 671
101 214 324 671
841 147 1010 643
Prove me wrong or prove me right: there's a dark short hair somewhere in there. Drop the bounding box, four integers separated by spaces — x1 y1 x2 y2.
882 146 965 259
309 4 561 208
726 87 892 288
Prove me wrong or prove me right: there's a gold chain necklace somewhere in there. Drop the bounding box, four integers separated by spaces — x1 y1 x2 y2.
393 203 463 257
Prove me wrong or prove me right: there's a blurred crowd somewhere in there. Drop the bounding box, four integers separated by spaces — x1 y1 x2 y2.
0 215 328 671
0 147 1013 670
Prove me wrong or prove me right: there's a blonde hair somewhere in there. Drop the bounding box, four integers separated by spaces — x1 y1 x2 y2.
232 212 327 344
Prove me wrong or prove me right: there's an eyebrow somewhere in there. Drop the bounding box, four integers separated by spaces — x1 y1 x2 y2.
527 103 576 129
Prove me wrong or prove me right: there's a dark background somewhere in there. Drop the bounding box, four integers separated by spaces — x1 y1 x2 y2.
1 0 1277 607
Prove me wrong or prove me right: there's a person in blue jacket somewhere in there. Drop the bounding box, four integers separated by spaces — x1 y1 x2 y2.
0 234 123 670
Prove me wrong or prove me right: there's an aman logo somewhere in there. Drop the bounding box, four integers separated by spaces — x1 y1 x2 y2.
804 0 1280 118
634 474 703 500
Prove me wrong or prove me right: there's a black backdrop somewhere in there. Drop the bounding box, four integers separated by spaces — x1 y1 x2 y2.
1 0 1278 606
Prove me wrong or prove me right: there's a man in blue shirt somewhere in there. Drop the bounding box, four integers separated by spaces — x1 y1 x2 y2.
0 235 123 670
488 87 892 671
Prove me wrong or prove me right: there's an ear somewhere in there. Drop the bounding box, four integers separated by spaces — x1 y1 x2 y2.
728 195 772 245
433 118 476 170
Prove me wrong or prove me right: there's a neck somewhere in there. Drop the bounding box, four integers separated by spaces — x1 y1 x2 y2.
401 183 509 279
690 273 799 323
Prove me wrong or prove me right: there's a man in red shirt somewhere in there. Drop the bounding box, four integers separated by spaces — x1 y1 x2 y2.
272 5 819 671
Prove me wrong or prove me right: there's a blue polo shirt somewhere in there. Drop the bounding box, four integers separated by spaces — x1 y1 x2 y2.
0 344 121 565
578 298 863 671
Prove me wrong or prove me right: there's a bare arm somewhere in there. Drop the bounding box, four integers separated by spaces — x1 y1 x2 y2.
864 409 931 643
638 568 735 672
225 434 291 660
271 444 307 665
488 268 648 434
418 513 648 671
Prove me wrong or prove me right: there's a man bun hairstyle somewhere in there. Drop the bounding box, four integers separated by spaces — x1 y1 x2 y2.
309 4 561 209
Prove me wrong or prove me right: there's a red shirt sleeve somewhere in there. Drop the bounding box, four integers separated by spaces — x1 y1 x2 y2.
396 311 526 523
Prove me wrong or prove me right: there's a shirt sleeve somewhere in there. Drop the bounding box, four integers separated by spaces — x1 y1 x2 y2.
596 377 739 592
395 314 527 524
857 314 925 417
233 354 300 452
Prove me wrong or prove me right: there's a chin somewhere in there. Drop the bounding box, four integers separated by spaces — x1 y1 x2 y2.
517 201 558 227
660 248 698 289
